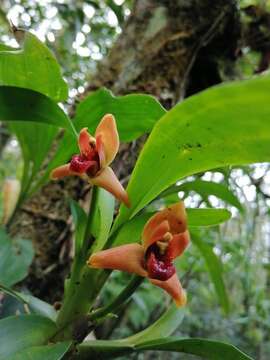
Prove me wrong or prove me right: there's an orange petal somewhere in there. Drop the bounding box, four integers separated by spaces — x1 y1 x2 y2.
95 114 119 166
50 163 77 180
143 220 170 250
167 230 190 259
78 128 96 157
150 273 186 307
142 202 187 243
88 243 147 277
91 166 130 207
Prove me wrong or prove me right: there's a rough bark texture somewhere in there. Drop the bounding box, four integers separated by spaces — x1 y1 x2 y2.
9 0 240 302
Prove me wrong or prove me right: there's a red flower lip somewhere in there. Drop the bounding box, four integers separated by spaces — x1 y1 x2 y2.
50 114 130 207
88 202 190 307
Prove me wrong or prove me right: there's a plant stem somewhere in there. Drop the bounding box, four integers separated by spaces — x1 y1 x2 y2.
89 275 144 322
55 186 100 337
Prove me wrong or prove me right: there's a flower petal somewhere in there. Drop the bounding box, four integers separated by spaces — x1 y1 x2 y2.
165 202 187 234
91 166 130 207
50 164 78 180
167 230 190 259
78 128 96 158
88 243 147 277
96 133 106 168
142 202 187 244
95 114 119 166
150 273 186 307
143 220 170 250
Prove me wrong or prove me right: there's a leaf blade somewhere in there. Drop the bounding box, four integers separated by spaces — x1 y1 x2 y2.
0 31 68 102
7 341 72 360
0 229 34 287
114 75 270 230
187 208 231 227
0 315 57 359
136 337 253 360
0 87 71 130
191 231 230 313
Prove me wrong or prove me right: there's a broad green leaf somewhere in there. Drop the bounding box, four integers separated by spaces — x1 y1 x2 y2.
161 179 244 212
90 188 115 253
73 87 166 141
0 87 73 132
7 341 72 360
114 75 270 230
0 314 57 359
187 208 231 227
33 88 166 191
70 200 88 256
0 31 68 102
112 208 230 247
0 86 75 197
78 337 252 359
0 284 56 321
191 231 230 313
0 229 34 287
136 337 253 359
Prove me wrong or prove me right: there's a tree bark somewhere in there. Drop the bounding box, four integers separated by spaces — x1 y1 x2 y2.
9 0 240 302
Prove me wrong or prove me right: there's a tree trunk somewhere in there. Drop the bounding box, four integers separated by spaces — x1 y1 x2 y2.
9 0 240 302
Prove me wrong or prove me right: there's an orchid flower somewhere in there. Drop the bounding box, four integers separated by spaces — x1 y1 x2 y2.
88 202 190 307
50 114 130 207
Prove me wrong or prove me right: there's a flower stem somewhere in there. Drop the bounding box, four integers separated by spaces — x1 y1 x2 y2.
55 186 100 338
89 275 144 322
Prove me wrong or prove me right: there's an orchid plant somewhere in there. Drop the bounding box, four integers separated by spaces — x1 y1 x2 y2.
1 30 269 360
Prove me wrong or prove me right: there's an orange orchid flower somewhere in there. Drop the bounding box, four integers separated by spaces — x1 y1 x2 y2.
50 114 130 207
88 202 190 307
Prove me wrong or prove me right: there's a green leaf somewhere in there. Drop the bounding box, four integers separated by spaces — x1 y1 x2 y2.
114 75 270 230
0 284 57 321
187 208 231 227
161 179 244 212
191 231 230 313
112 208 230 247
0 314 57 359
121 304 186 345
90 188 115 252
0 229 34 287
70 200 88 256
136 337 253 359
78 337 252 359
7 341 72 360
74 88 166 142
0 31 68 102
0 86 73 131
